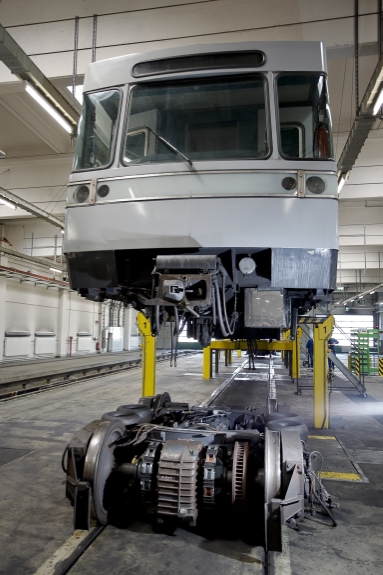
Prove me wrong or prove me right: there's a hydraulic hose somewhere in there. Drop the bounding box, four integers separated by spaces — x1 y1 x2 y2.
221 273 234 336
213 279 230 337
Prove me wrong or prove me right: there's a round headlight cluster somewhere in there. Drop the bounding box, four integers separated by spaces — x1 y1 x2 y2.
97 184 110 198
306 176 325 194
74 185 90 203
281 177 297 191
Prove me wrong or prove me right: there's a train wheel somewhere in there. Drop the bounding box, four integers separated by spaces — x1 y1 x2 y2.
83 419 126 525
264 428 282 551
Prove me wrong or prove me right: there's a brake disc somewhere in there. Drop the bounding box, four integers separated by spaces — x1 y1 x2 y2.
232 441 249 510
83 419 126 524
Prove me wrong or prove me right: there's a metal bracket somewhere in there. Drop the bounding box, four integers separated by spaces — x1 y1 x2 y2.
89 179 97 204
297 170 305 197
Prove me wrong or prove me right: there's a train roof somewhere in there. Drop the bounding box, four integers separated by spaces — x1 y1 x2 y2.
83 41 327 92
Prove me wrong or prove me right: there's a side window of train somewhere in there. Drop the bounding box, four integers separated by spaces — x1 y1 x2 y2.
277 74 333 160
280 123 304 158
125 127 149 162
74 89 121 170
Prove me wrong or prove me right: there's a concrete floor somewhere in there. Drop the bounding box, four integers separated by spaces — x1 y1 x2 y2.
0 353 383 574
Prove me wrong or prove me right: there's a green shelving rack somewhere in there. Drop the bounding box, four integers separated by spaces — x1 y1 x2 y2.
350 328 380 376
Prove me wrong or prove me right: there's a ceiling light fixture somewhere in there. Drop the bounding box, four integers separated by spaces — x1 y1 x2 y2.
25 84 72 133
50 267 62 274
373 88 383 115
370 290 375 294
0 198 16 210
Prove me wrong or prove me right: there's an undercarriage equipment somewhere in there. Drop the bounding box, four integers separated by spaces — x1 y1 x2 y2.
64 390 338 551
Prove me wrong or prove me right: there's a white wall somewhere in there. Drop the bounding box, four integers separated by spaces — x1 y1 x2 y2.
0 276 102 359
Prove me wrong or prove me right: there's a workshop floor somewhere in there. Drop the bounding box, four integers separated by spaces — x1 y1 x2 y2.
0 353 382 574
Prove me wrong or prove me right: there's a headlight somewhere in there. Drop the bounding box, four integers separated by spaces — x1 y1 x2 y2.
74 185 90 203
306 176 325 194
281 177 296 191
97 184 110 198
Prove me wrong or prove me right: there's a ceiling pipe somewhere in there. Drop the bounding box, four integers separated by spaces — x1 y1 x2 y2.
0 242 66 273
0 186 64 229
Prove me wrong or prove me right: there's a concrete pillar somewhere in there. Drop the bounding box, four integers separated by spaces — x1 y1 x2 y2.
57 289 70 357
0 253 8 362
0 276 6 362
124 306 132 351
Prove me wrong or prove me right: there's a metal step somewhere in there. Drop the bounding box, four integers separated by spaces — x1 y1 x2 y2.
329 352 366 396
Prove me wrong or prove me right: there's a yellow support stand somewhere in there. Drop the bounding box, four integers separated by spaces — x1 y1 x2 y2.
202 330 302 380
137 312 156 397
237 350 242 358
311 315 334 429
203 346 211 380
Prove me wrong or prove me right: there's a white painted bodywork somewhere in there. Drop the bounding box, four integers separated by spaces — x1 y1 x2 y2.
65 196 338 252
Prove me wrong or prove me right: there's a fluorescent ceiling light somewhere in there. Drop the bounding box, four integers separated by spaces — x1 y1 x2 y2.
60 230 65 234
373 88 383 115
50 267 62 273
0 198 16 210
66 84 83 105
359 295 364 299
370 290 375 294
26 84 72 133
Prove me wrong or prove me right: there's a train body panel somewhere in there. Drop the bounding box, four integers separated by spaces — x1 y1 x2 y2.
65 196 338 253
64 40 338 345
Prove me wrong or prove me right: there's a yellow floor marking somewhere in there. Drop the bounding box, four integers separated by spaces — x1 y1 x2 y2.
308 435 336 440
320 471 362 481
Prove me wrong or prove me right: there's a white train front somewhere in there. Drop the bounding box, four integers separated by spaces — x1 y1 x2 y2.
64 41 338 346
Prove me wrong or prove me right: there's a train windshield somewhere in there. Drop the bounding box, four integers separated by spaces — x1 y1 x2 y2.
277 75 333 159
123 75 269 165
74 89 120 170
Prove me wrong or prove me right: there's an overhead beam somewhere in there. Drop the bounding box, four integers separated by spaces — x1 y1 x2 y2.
0 186 64 229
337 51 383 180
0 23 79 131
0 243 66 273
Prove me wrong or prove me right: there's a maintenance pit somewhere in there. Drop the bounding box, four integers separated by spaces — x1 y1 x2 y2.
1 352 383 575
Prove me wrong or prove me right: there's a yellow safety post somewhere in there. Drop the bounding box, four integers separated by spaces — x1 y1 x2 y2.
137 312 156 397
379 357 383 377
237 350 242 358
312 315 334 429
291 327 302 379
203 345 212 379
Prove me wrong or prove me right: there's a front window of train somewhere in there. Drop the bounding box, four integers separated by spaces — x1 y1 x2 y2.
123 75 269 165
277 75 333 159
73 89 121 170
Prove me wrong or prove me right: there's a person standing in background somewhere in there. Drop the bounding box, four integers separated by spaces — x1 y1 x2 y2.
306 337 313 368
328 336 339 371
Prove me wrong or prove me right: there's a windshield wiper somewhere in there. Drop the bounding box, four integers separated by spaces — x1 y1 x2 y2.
144 125 194 169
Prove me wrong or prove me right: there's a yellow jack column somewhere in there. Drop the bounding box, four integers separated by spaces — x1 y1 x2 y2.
137 312 156 397
313 315 334 429
203 345 212 379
